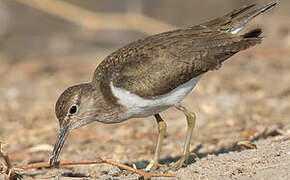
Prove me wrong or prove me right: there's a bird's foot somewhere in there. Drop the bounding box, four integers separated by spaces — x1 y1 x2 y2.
145 160 164 171
166 158 186 171
166 152 199 171
190 152 200 160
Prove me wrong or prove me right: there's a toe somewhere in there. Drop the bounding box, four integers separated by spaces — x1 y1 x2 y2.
145 161 163 171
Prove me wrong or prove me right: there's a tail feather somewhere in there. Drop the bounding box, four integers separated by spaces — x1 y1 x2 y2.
230 4 256 19
201 3 256 28
200 1 277 34
243 28 262 38
209 29 263 70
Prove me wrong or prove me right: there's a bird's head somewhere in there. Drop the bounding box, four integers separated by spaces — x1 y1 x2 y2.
49 83 102 167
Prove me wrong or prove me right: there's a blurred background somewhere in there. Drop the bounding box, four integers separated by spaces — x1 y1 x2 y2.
0 0 289 178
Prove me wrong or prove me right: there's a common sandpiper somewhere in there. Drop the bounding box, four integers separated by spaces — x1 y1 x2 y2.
49 1 277 171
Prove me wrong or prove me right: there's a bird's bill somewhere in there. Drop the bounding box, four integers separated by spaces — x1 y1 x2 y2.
49 127 70 167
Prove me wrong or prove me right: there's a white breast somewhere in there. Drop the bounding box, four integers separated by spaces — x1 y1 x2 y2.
111 75 202 119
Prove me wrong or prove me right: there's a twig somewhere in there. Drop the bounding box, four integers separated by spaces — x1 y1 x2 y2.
15 159 175 179
15 0 176 35
237 140 257 149
1 142 174 179
0 142 12 175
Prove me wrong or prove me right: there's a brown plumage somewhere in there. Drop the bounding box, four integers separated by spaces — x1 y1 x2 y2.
50 1 277 169
94 27 261 99
93 1 276 101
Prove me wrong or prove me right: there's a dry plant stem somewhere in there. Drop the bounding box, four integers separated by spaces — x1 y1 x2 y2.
0 143 12 175
237 141 257 149
15 0 176 35
15 159 175 179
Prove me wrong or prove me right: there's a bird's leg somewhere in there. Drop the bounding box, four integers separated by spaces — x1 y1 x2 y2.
145 113 167 171
170 105 198 170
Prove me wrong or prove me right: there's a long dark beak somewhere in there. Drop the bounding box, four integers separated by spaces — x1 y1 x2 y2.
49 127 70 167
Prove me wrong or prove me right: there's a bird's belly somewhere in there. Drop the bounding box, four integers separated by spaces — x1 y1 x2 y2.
111 75 202 119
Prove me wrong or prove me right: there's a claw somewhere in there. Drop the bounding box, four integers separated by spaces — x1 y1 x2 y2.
145 161 163 171
190 152 200 159
166 152 199 171
166 158 186 171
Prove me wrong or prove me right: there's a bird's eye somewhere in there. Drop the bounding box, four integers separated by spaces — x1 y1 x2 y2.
68 104 78 115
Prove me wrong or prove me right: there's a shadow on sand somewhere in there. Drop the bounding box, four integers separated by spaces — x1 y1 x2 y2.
130 143 243 170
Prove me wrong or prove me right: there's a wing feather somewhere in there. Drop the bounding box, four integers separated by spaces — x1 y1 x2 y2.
94 28 261 99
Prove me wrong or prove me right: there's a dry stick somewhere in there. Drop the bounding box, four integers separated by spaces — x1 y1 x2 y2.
0 142 12 175
15 159 175 179
15 0 176 35
1 142 174 179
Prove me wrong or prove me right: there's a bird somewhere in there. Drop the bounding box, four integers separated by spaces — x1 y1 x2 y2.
49 1 277 171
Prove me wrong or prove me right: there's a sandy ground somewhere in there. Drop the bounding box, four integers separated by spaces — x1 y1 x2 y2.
0 2 290 180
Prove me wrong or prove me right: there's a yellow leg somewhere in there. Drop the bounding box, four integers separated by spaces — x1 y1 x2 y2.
145 114 167 171
170 105 198 170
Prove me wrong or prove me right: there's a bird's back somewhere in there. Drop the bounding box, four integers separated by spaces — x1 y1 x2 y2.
92 2 276 102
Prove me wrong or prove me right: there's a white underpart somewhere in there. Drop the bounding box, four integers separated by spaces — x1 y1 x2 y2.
111 75 202 119
110 24 243 120
230 25 245 34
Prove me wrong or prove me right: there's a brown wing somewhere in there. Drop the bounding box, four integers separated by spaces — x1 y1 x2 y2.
94 27 262 99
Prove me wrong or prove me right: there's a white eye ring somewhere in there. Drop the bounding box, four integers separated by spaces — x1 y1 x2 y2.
68 104 78 115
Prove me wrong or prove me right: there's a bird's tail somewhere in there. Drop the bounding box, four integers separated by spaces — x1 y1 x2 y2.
201 1 277 34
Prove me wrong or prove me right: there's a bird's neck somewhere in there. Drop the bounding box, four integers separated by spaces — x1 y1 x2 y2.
89 81 128 124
